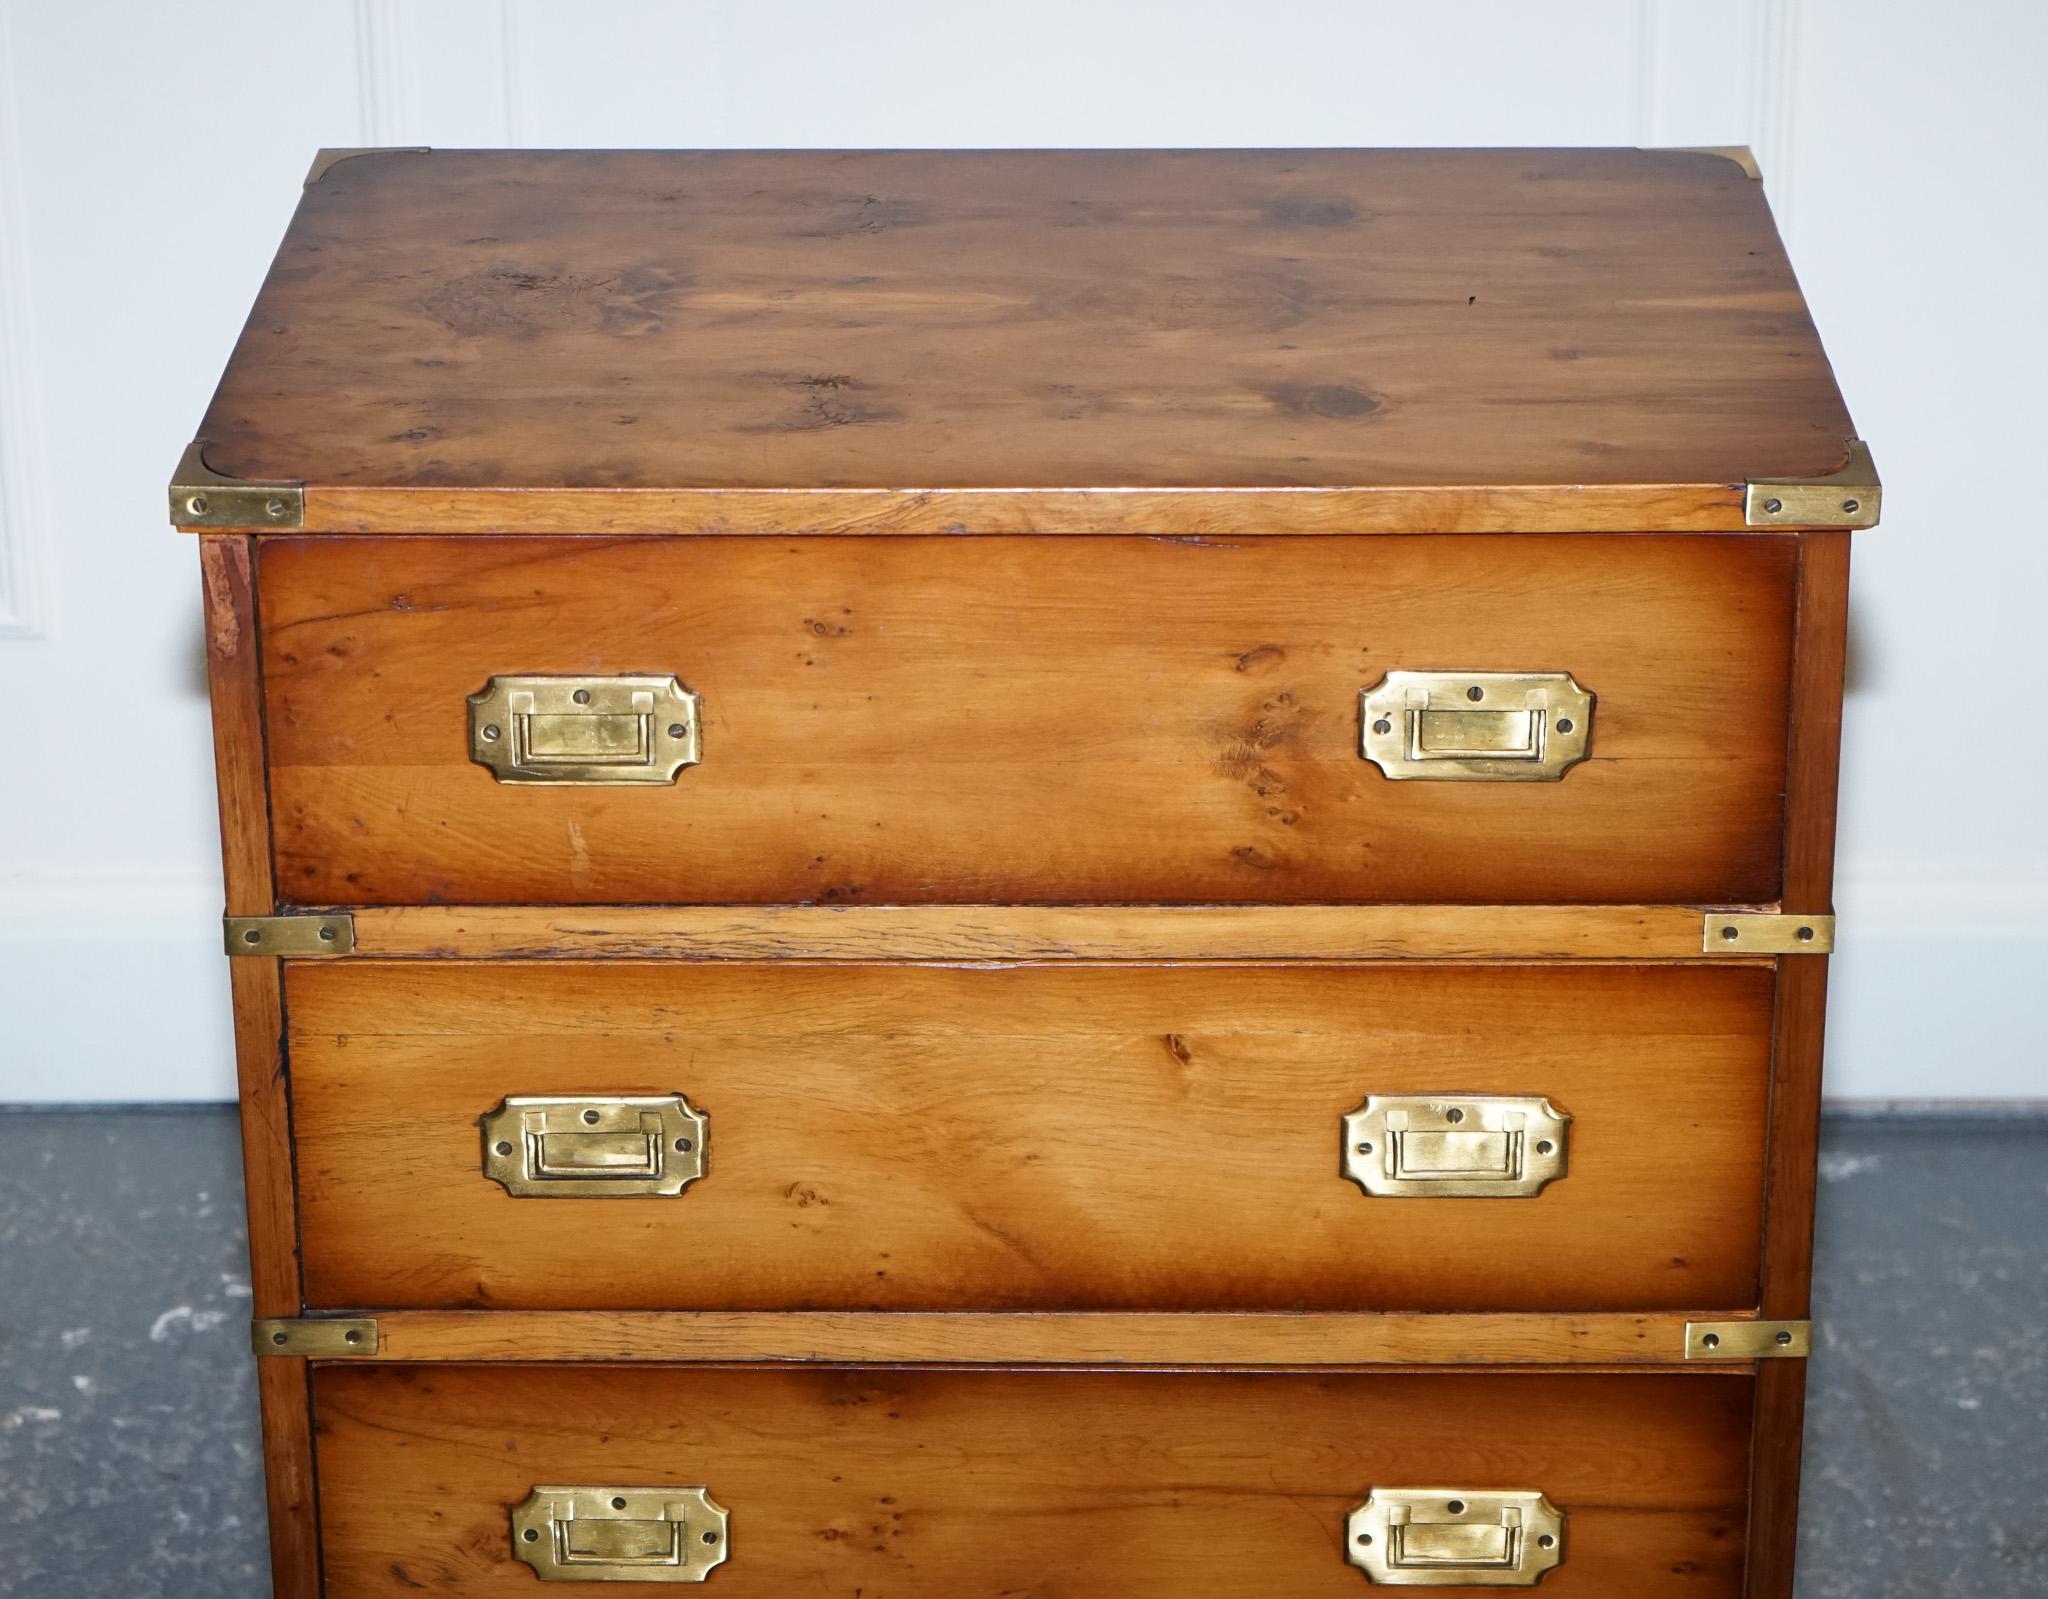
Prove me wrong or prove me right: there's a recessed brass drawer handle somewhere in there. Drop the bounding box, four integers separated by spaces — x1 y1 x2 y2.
1359 671 1592 781
481 1095 707 1199
1342 1096 1569 1198
468 673 701 785
512 1485 729 1583
1347 1489 1563 1586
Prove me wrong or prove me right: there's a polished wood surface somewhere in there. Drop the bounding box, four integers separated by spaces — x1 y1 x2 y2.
199 536 319 1599
365 1310 1734 1367
347 903 1759 961
314 1365 1752 1596
193 149 1854 538
290 961 1772 1313
259 532 1797 907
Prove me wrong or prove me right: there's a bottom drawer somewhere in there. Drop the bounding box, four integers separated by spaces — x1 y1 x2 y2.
314 1365 1752 1594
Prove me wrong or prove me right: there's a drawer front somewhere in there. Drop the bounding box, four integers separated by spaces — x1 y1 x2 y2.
290 961 1771 1313
314 1365 1751 1595
258 533 1795 907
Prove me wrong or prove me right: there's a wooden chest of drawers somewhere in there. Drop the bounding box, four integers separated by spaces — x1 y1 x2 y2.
178 147 1873 1596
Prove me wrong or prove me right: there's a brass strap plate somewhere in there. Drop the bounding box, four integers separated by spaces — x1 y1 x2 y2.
1347 1489 1563 1586
1703 913 1834 954
469 674 702 786
1745 439 1881 527
224 914 355 957
1685 1319 1812 1360
1342 1096 1569 1199
482 1095 708 1199
512 1486 729 1584
252 1317 379 1357
1360 672 1592 781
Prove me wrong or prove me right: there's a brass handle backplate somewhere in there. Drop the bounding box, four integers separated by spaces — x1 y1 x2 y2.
1360 672 1592 781
468 674 701 785
481 1095 707 1199
1347 1488 1563 1586
1342 1096 1569 1198
512 1485 729 1583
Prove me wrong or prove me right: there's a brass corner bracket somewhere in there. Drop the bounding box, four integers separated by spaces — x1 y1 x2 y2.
1684 1319 1811 1360
304 146 431 186
1746 439 1882 528
224 913 356 957
169 441 303 530
1702 913 1834 954
253 1317 380 1357
1659 144 1763 180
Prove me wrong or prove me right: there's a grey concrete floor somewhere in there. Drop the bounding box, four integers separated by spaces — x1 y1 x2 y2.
0 1107 2041 1597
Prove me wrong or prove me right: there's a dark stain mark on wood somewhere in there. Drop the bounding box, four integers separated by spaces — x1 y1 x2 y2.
421 264 681 338
1263 198 1359 227
1265 383 1384 421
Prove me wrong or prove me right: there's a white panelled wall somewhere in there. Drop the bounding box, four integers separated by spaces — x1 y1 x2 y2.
0 0 2042 1100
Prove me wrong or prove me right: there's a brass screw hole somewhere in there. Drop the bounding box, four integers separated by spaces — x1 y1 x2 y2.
1444 1107 1465 1125
582 1109 601 1125
1447 1500 1466 1515
242 928 262 945
1539 1534 1556 1549
494 1140 513 1156
1371 717 1392 736
1536 1139 1554 1155
480 724 501 742
674 1137 693 1153
703 1532 720 1546
1720 924 1741 942
1703 1332 1722 1349
1776 1329 1794 1345
1797 925 1816 942
270 1330 287 1346
522 1527 540 1543
317 925 337 943
265 497 289 518
1842 498 1860 514
611 1496 628 1510
1465 686 1484 702
573 689 592 705
343 1330 361 1345
1556 717 1574 734
1764 497 1784 514
1355 1142 1374 1155
667 723 686 738
186 494 209 517
1356 1532 1374 1546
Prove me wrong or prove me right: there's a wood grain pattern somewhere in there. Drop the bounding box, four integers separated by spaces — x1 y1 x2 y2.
259 532 1798 907
346 903 1755 961
361 1310 1731 1367
289 961 1772 1314
191 149 1855 539
1745 532 1850 1599
313 1365 1754 1596
200 536 320 1599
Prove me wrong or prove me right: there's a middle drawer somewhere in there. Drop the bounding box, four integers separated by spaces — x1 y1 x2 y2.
288 960 1771 1313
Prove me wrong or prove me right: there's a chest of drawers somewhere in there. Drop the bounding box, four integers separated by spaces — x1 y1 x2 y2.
178 147 1872 1597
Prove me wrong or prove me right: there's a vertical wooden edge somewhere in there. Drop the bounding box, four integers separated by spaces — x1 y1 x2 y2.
202 535 321 1597
1743 1359 1810 1599
1744 531 1848 1596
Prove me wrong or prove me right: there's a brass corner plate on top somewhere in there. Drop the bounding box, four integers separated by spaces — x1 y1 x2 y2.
1745 439 1881 527
1360 672 1592 782
512 1485 730 1584
1342 1096 1569 1198
304 145 431 186
167 440 303 529
224 913 355 957
1658 144 1763 180
1702 913 1834 954
252 1317 379 1358
469 674 703 785
1684 1320 1812 1361
1347 1489 1563 1587
482 1095 709 1199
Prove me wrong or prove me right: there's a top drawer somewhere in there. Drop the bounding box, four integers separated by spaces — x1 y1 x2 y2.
258 533 1794 907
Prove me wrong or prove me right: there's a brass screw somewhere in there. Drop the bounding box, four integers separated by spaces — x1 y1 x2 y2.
1842 498 1860 514
266 496 290 518
481 724 501 743
1764 497 1784 514
186 494 210 517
